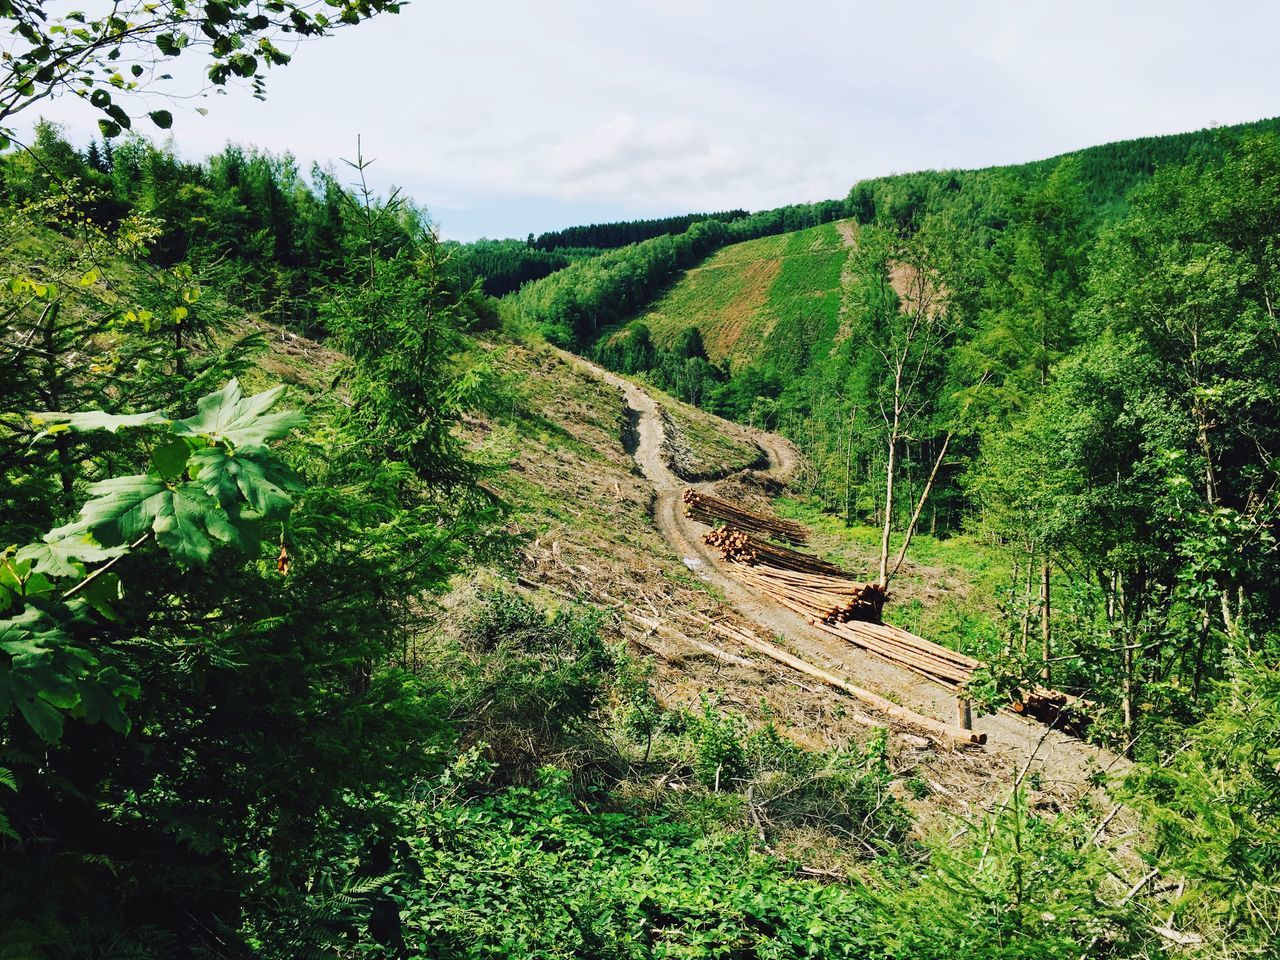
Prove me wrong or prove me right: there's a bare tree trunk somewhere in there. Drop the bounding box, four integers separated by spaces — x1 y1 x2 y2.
877 429 897 587
877 364 903 588
1040 560 1051 683
1020 545 1034 656
843 408 856 526
886 430 952 587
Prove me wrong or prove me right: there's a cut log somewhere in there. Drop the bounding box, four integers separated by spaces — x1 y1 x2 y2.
683 488 808 544
711 622 986 746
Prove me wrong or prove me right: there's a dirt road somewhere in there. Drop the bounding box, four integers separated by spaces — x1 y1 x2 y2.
561 349 1121 781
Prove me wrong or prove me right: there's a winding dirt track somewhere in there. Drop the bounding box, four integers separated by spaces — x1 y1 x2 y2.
560 349 1119 779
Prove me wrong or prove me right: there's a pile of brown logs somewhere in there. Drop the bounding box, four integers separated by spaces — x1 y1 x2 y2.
702 524 979 689
688 490 1080 736
703 528 844 576
816 620 979 689
683 489 808 544
1011 686 1090 737
711 621 986 746
728 564 887 625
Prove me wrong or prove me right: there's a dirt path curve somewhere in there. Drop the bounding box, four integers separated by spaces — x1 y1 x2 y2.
558 348 1121 782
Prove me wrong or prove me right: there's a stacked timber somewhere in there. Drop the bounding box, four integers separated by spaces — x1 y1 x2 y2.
729 564 887 625
703 524 978 688
683 489 808 544
1011 686 1090 737
703 528 844 575
816 619 978 689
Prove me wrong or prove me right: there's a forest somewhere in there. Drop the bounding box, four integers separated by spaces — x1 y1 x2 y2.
576 119 1280 739
1 1 1278 957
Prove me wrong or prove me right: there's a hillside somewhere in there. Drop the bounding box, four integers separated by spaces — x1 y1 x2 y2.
4 112 1279 956
464 336 1119 812
622 220 853 369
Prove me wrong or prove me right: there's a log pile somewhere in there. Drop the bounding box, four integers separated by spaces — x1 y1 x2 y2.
683 489 808 544
815 619 979 689
703 528 844 576
697 506 979 689
718 556 973 688
711 622 986 746
728 564 887 625
1011 686 1090 737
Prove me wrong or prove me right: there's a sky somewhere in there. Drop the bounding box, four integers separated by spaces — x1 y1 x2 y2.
15 0 1280 241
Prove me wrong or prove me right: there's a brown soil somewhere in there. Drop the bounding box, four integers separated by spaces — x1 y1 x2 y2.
705 257 782 359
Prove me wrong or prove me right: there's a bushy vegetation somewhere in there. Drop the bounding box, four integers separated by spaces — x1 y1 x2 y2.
2 7 1278 953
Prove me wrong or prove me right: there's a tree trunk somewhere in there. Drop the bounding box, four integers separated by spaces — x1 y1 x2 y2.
1040 560 1051 683
886 430 952 587
1020 545 1034 656
877 431 897 587
843 409 856 526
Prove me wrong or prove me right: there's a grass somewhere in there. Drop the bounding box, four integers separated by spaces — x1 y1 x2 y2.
629 221 852 369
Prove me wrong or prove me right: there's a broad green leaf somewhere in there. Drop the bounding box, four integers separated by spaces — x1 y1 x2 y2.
78 572 123 621
151 485 217 565
20 534 124 579
203 502 264 553
172 379 304 448
77 664 138 733
16 694 63 742
0 610 72 742
192 445 298 515
0 558 53 601
150 436 192 480
58 474 170 548
31 409 167 437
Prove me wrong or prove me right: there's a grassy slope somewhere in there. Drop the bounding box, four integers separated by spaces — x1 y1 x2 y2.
248 325 1120 856
632 220 850 370
652 387 764 479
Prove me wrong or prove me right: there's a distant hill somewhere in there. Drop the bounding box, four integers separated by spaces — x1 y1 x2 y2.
512 115 1280 341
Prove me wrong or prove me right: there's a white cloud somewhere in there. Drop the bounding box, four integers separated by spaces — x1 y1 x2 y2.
15 0 1280 239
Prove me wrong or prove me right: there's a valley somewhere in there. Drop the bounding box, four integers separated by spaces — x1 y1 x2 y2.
0 10 1276 951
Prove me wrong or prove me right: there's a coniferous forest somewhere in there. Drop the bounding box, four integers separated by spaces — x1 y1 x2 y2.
1 2 1279 958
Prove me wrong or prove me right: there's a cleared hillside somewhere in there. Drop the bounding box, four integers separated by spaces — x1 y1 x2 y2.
614 220 850 370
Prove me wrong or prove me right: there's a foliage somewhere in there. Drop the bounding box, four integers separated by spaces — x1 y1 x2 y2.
0 0 402 144
516 201 855 347
1125 657 1280 952
530 209 750 251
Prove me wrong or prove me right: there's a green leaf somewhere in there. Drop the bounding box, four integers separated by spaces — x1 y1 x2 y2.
16 695 63 742
31 408 167 438
203 502 264 553
150 436 192 480
20 534 124 579
78 572 123 621
97 119 121 139
151 485 217 565
148 109 173 129
58 474 170 548
172 379 304 447
192 445 299 516
77 664 138 733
